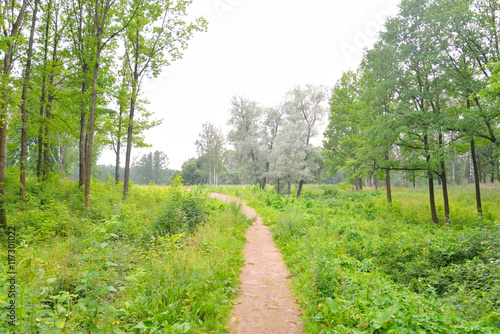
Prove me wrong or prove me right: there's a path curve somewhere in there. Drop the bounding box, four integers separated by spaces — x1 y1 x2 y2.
210 193 304 334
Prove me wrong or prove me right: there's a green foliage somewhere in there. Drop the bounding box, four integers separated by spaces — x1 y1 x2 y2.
207 184 500 333
0 176 251 333
154 182 206 236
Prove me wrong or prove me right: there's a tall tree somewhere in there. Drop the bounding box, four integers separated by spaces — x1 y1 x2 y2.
282 84 328 197
227 95 266 186
195 123 225 185
0 0 28 228
20 0 40 202
122 0 207 197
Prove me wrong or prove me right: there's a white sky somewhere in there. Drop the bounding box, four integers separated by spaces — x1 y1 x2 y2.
98 0 400 170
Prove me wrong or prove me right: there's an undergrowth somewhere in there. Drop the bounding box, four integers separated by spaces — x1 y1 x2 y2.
206 184 500 334
0 172 251 333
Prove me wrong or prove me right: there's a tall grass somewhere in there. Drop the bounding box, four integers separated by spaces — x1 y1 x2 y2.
0 173 251 333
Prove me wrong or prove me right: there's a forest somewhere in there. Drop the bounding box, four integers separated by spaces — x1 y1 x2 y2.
1 0 499 332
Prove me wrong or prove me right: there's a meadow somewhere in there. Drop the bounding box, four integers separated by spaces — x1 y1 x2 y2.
2 172 499 333
0 173 251 333
206 183 500 333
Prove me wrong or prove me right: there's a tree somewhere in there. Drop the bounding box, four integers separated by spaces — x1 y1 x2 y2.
20 0 40 202
324 70 368 191
282 84 328 197
122 0 207 197
195 123 225 185
227 95 266 186
181 157 202 185
1 0 28 228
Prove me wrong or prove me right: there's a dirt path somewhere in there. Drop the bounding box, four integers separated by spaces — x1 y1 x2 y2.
210 193 304 334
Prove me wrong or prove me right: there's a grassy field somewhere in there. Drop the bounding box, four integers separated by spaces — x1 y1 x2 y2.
0 175 251 333
206 184 500 333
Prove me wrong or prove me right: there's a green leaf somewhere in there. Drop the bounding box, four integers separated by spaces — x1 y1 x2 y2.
56 304 66 313
172 322 192 333
352 329 368 334
18 257 32 268
325 297 340 313
54 317 66 329
372 300 403 329
133 320 156 329
107 286 117 293
75 284 87 292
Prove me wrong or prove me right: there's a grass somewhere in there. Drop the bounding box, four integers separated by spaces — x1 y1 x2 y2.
0 173 252 333
205 183 500 333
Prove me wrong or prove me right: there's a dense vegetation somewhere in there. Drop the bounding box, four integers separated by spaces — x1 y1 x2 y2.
207 184 500 333
0 175 251 333
2 0 500 332
0 0 207 228
325 0 500 224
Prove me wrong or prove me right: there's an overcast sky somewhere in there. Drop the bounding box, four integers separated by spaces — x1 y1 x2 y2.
98 0 400 170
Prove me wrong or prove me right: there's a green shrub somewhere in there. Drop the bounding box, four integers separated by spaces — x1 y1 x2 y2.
154 186 206 236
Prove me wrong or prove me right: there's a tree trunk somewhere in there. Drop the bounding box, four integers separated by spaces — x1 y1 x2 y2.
441 162 450 223
123 89 137 198
124 24 142 197
439 134 450 223
470 151 475 184
115 105 123 184
451 156 456 186
427 169 439 225
374 174 379 190
84 35 103 207
497 160 500 183
297 180 304 198
43 34 59 179
42 98 53 178
424 133 438 225
20 0 39 201
264 162 270 190
79 74 87 189
470 138 482 215
37 0 51 181
386 169 392 203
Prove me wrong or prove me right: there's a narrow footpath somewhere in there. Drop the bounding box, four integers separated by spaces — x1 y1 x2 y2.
210 193 304 334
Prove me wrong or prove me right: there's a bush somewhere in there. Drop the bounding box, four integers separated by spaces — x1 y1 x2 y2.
154 185 206 236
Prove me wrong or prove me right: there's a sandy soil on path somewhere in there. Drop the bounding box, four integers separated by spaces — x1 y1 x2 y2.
210 193 304 334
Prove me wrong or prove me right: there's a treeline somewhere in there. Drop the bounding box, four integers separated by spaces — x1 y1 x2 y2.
0 0 207 226
324 0 500 223
95 150 174 185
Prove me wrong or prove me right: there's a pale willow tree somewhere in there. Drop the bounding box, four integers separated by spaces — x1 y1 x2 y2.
122 0 208 197
195 123 225 185
260 106 285 189
281 84 328 197
227 95 266 186
268 122 310 195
